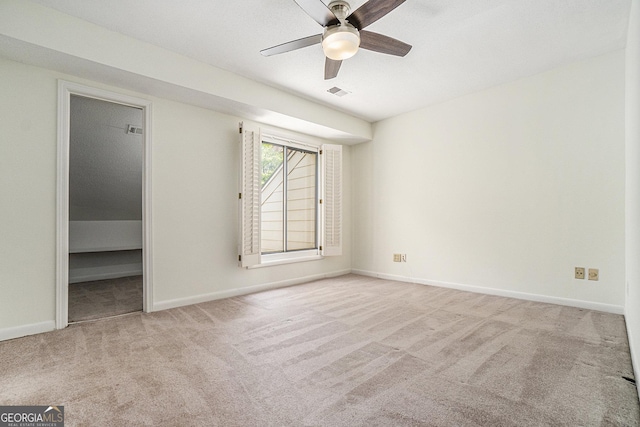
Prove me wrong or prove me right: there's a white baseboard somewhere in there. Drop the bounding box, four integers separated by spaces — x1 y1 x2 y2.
152 269 351 312
69 263 143 283
0 321 55 342
351 269 624 315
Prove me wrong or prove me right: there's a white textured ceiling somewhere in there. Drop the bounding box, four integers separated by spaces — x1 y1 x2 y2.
31 0 630 122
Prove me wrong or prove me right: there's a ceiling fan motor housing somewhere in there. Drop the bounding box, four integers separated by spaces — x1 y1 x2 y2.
328 0 351 20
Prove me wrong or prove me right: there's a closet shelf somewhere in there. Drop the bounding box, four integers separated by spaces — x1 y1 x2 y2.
69 220 142 254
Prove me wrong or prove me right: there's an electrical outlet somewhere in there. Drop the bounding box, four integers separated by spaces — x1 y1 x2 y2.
401 254 407 262
575 267 585 279
393 254 402 262
588 268 599 281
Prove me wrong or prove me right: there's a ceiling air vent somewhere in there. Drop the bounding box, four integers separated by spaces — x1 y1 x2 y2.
126 124 143 135
327 87 350 97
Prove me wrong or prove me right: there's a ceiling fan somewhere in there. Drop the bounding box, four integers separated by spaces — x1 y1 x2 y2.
260 0 412 80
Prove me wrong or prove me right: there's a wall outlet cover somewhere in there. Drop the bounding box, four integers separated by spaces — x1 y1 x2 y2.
575 267 585 279
588 268 599 281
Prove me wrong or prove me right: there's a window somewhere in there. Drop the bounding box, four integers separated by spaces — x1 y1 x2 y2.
261 142 318 254
239 123 342 268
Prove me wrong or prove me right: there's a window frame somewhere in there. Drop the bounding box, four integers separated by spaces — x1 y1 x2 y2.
239 123 342 269
260 135 320 260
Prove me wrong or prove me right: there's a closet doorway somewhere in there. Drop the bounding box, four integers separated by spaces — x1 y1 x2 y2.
56 82 153 328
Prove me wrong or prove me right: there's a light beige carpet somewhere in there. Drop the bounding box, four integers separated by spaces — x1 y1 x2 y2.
1 274 638 426
68 275 143 322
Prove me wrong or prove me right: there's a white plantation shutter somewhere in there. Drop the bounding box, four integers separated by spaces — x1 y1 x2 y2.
239 122 261 267
321 144 342 256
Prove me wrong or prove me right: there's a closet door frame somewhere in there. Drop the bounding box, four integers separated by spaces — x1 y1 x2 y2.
56 80 153 329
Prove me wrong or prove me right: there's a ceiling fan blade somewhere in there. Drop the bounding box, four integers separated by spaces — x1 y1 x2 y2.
325 58 342 80
293 0 339 27
347 0 406 30
260 34 322 56
359 30 412 56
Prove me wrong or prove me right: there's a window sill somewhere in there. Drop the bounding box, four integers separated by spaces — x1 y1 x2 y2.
247 250 323 269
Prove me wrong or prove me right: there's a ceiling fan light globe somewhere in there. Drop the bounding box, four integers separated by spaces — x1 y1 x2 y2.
322 26 360 61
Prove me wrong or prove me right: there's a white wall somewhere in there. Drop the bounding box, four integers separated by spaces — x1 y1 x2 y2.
625 0 640 383
352 50 626 312
69 95 144 221
0 59 58 336
151 99 351 308
69 250 142 283
0 57 351 338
